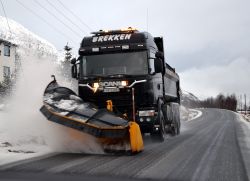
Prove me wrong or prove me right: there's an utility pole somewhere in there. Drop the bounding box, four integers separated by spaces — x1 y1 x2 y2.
244 94 247 115
240 94 242 112
249 95 250 113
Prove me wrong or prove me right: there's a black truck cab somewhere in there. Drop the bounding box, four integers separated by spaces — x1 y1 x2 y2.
71 28 180 139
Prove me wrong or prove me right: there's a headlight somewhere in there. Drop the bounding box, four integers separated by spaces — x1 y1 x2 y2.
121 80 128 86
139 110 155 117
93 82 99 93
93 82 99 88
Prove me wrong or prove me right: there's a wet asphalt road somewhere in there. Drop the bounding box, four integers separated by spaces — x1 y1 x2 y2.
0 108 249 181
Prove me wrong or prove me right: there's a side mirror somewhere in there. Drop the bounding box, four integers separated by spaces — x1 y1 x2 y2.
155 51 164 59
154 58 163 73
71 64 77 78
71 58 77 64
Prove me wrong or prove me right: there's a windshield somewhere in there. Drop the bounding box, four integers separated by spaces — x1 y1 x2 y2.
80 51 148 77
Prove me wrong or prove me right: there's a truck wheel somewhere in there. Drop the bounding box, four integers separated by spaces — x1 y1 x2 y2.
171 103 180 136
176 114 181 135
151 109 165 142
171 120 178 136
176 105 180 135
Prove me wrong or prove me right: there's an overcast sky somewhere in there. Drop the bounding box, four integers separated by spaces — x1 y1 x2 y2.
0 0 250 99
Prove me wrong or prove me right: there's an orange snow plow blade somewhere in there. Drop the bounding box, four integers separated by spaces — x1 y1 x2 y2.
129 122 144 152
40 79 143 153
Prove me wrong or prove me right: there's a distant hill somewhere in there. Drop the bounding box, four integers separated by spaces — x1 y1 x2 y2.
181 90 200 108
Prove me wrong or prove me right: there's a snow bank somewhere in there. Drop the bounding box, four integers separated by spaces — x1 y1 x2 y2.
241 114 250 122
236 113 250 180
180 105 202 121
188 109 203 121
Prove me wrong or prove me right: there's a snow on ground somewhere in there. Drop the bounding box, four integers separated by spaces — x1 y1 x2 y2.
236 113 250 179
180 105 203 121
238 114 250 130
241 114 250 122
0 111 52 165
0 142 51 166
0 123 50 166
187 109 203 121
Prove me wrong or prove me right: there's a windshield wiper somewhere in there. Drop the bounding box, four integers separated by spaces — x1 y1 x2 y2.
107 74 131 78
83 74 106 79
83 74 133 79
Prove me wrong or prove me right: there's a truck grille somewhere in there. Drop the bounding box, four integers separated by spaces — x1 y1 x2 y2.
88 91 133 109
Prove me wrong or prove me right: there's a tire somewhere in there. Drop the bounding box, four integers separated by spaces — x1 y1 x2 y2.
151 100 165 142
171 120 178 136
176 104 181 135
176 114 181 135
151 115 165 142
170 103 179 136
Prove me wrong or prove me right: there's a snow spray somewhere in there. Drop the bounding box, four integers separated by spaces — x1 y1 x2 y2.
0 54 103 154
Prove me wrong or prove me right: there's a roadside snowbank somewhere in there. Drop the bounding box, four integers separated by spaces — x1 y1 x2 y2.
236 113 250 180
180 106 202 121
241 114 250 122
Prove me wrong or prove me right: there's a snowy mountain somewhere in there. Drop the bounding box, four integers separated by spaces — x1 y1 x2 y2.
181 90 200 108
0 16 58 59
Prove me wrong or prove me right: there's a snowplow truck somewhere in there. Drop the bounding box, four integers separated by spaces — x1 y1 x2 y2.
72 28 181 140
40 28 180 154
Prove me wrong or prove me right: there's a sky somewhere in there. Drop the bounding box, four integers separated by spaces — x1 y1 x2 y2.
0 0 249 99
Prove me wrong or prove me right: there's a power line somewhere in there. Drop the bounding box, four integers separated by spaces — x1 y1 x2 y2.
56 0 93 32
33 0 82 38
45 0 88 36
0 0 12 37
15 0 78 44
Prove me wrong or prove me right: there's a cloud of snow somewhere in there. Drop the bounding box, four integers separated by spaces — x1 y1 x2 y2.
0 16 103 154
0 55 103 154
180 57 250 99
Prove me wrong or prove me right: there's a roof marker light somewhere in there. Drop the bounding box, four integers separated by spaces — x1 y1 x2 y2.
122 45 129 50
92 47 99 52
121 27 137 31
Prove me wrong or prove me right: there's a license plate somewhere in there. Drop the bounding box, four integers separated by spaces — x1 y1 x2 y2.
103 88 120 93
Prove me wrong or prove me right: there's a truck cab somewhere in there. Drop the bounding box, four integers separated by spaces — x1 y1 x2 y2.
71 28 180 140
